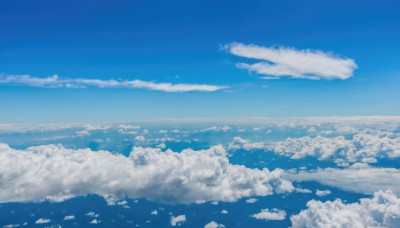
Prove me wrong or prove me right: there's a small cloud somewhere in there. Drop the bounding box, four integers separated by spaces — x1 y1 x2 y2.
35 218 51 224
171 215 186 226
64 215 75 221
315 189 332 197
204 221 225 228
151 210 158 215
85 212 99 218
246 198 258 203
251 208 286 221
135 135 146 142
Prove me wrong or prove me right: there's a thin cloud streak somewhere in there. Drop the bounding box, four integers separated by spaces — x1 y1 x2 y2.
0 73 227 92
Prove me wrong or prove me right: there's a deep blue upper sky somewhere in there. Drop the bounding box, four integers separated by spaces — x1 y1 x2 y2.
1 0 399 123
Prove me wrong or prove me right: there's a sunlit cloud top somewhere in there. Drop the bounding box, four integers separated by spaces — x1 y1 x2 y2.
224 43 357 80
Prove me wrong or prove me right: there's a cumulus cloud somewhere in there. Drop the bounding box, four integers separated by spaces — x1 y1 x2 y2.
286 165 400 196
204 221 225 228
0 73 227 92
315 190 331 197
230 131 400 165
0 143 293 204
291 190 400 228
35 218 51 224
64 215 75 221
224 43 357 80
171 215 186 226
251 208 286 221
134 135 146 142
246 198 258 203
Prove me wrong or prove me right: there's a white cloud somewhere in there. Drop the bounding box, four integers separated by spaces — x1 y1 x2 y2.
228 137 265 150
220 209 228 214
90 219 99 224
315 189 331 197
134 135 146 142
64 215 75 221
157 143 167 149
199 125 232 132
171 215 186 226
291 190 400 228
295 187 312 194
151 210 158 215
35 218 51 224
0 143 293 204
85 212 99 218
286 165 400 196
224 43 357 80
251 208 286 221
230 131 400 165
246 198 258 203
204 221 225 228
0 73 227 92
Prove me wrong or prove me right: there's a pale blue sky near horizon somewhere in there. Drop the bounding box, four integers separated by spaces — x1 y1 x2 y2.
1 0 399 123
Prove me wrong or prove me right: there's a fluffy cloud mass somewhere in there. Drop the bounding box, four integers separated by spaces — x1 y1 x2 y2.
291 190 400 228
286 165 400 196
251 208 286 221
0 143 293 204
230 131 400 165
224 43 357 80
0 73 226 92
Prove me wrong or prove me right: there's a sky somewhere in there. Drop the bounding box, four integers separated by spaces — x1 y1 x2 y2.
1 0 400 123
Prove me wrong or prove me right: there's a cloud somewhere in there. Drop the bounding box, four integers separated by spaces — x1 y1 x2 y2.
171 215 186 226
204 221 225 228
224 43 357 80
0 143 293 204
229 131 400 165
315 189 331 197
246 198 258 203
35 218 51 224
134 135 146 142
0 73 227 92
291 190 400 228
251 208 286 221
286 165 400 196
64 215 75 221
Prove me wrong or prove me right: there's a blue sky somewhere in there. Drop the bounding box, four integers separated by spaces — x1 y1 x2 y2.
1 0 399 123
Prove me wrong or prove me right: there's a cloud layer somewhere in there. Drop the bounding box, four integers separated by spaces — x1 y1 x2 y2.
229 131 400 166
286 165 400 196
224 43 357 80
291 190 400 228
0 73 226 92
0 143 293 204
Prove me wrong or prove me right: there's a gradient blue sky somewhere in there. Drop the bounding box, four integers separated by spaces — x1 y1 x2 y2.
1 0 399 123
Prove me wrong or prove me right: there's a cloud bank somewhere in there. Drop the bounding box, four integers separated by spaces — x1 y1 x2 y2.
0 143 293 204
224 43 357 80
229 131 400 166
286 165 400 196
291 190 400 228
0 73 226 92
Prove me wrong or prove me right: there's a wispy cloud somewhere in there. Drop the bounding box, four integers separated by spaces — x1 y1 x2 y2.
0 73 227 92
224 43 357 80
